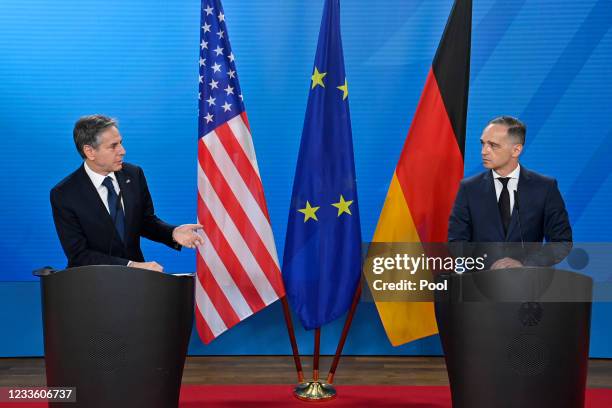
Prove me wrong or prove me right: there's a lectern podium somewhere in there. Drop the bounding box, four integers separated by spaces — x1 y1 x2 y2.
36 266 194 408
435 267 592 408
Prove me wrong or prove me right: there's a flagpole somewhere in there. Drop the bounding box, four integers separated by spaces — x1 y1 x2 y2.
281 296 305 383
327 280 362 384
293 326 336 401
313 328 321 381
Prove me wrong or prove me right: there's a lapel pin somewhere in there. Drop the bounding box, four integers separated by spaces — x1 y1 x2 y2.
126 179 131 184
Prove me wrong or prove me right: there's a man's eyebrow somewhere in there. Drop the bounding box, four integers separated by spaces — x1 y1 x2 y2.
480 139 499 145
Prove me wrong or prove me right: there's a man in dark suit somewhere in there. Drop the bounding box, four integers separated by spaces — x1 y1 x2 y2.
51 114 203 272
448 116 572 269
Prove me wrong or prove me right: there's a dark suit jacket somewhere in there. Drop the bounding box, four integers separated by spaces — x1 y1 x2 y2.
50 162 180 267
448 166 572 267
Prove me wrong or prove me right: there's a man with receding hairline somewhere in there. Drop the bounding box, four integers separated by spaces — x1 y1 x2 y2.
448 116 572 269
50 114 203 272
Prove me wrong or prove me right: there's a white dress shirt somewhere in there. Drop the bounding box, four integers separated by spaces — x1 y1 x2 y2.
83 161 132 265
492 163 520 214
83 161 124 213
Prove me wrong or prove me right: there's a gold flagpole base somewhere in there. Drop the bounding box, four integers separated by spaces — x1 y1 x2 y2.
294 380 337 402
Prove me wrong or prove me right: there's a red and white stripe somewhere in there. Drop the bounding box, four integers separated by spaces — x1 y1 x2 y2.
195 112 285 344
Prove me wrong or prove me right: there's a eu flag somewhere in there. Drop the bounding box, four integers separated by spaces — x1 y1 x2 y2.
282 0 362 330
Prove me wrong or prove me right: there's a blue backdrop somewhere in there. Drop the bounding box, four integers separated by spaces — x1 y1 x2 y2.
1 0 611 356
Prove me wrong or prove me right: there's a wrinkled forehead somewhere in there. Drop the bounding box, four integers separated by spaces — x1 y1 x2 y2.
480 124 509 142
97 126 122 145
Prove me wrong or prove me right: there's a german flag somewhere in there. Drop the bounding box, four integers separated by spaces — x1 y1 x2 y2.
370 0 472 346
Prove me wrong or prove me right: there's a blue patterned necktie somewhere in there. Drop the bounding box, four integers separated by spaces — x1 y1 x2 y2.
102 176 125 242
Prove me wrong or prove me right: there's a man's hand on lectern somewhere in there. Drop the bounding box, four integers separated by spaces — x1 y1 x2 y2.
491 257 523 270
130 261 164 272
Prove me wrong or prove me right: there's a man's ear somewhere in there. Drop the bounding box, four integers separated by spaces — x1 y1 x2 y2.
83 144 95 161
512 144 523 158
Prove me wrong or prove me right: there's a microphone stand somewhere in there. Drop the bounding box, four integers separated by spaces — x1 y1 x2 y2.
514 190 526 264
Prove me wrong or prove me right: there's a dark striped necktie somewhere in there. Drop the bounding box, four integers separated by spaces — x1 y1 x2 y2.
102 176 125 242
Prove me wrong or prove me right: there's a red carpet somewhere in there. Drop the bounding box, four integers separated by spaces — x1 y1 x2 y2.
180 384 450 407
179 385 611 407
2 385 610 407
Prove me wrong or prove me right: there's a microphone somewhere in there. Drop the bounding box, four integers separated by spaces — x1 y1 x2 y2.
32 266 57 277
107 189 124 259
514 190 525 251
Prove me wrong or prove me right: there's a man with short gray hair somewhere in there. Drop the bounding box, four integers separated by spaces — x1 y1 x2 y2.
448 116 572 268
50 114 203 272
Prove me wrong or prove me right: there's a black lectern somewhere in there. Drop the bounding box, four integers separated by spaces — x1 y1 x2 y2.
436 267 592 408
37 266 194 408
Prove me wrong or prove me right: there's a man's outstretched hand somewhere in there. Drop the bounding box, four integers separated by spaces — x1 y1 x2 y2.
172 224 204 249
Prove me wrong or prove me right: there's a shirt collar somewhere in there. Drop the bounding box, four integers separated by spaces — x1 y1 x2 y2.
83 161 117 189
492 163 520 180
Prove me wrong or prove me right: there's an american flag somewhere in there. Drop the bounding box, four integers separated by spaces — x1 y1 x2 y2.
195 0 285 344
